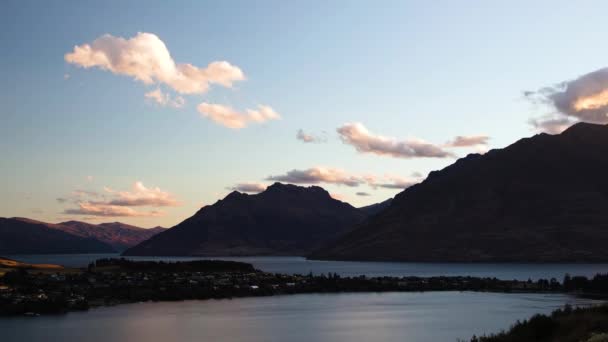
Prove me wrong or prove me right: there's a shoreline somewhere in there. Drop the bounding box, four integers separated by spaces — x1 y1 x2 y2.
2 258 608 317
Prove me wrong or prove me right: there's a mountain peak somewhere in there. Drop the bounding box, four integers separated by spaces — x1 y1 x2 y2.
263 182 330 197
562 121 608 135
123 182 365 257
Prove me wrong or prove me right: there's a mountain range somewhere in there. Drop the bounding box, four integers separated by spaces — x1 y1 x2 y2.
311 122 608 262
123 183 368 256
0 217 165 254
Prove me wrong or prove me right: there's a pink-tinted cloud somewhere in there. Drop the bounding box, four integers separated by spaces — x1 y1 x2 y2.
65 32 245 95
266 167 424 191
267 167 364 187
330 193 347 201
60 181 180 218
337 123 454 159
366 174 422 190
145 88 185 108
445 135 489 147
104 181 180 207
197 102 280 129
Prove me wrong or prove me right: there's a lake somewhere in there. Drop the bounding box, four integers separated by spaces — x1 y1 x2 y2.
8 254 608 280
0 292 603 342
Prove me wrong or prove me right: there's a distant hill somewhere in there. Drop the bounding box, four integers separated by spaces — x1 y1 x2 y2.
311 123 608 262
123 183 367 256
0 218 115 254
359 198 393 217
0 218 166 254
57 221 166 251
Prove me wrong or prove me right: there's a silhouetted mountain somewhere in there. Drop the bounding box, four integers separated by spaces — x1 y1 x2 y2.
359 198 393 217
57 221 167 251
311 123 608 262
0 218 115 254
123 183 366 256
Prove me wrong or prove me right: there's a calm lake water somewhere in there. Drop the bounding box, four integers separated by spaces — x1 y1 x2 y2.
8 254 608 280
1 292 603 342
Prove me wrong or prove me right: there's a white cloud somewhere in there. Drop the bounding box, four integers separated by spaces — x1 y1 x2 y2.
337 123 454 159
229 182 267 193
65 32 245 95
197 102 280 129
145 88 185 108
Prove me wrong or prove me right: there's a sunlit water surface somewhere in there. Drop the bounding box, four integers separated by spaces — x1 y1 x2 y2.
1 292 603 342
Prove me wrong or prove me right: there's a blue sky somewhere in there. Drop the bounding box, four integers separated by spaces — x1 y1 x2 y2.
2 0 608 227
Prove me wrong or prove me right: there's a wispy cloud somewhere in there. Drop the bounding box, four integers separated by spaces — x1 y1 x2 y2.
296 129 327 143
64 203 163 217
529 115 577 134
145 88 185 108
65 32 245 95
337 123 454 159
365 174 422 190
228 182 267 193
356 192 371 196
445 135 489 147
197 102 280 129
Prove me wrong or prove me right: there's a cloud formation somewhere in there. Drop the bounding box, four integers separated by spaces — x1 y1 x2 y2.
526 67 608 131
266 167 423 191
229 182 267 193
445 135 489 147
296 129 327 143
267 167 364 187
356 192 371 196
197 103 280 129
64 203 163 217
60 181 179 217
145 88 185 108
337 123 454 159
65 32 245 95
529 115 577 135
103 181 180 207
366 174 421 190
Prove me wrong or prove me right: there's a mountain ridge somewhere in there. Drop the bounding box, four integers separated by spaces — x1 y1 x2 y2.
310 122 608 262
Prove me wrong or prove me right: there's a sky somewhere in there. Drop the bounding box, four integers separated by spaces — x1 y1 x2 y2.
3 0 608 227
